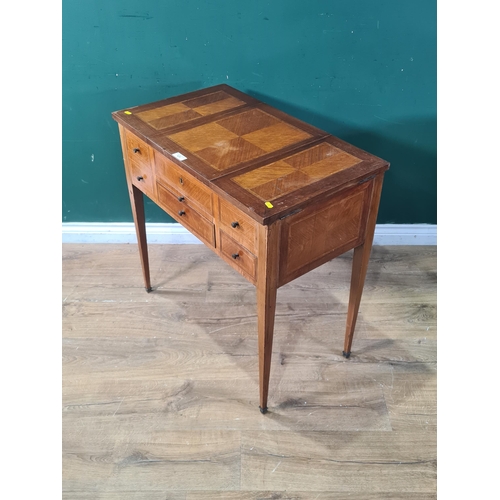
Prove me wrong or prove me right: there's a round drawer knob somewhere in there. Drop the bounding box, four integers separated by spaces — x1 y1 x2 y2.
136 176 144 181
178 210 186 216
231 253 240 259
231 221 239 228
178 196 185 202
133 148 140 154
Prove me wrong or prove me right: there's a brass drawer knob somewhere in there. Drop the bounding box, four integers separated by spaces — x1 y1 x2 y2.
136 176 144 181
133 148 140 154
178 210 186 216
231 221 239 228
231 253 240 259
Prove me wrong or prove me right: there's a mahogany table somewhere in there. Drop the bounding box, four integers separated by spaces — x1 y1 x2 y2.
112 85 389 413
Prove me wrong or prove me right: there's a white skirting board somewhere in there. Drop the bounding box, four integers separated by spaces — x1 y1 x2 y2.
62 223 437 245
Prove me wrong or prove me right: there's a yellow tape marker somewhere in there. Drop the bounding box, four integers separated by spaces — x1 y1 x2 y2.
265 201 273 208
124 111 132 115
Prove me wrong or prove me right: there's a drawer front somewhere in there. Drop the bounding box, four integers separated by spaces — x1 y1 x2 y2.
157 183 215 247
155 152 213 217
130 161 156 199
218 198 257 253
219 230 257 282
125 131 152 168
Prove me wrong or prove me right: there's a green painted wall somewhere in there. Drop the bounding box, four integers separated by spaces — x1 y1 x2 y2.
63 0 436 224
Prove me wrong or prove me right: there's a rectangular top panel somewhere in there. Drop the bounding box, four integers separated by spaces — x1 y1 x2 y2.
112 84 327 181
112 84 389 224
212 135 388 224
135 88 249 130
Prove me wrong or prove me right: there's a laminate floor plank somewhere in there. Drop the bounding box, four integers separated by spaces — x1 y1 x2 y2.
62 374 391 432
63 430 241 491
240 431 436 493
186 492 436 500
63 492 186 500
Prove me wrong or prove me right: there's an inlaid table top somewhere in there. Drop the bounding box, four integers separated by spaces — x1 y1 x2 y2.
112 84 388 225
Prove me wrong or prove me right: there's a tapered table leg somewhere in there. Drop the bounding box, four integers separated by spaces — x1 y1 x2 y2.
118 124 153 293
343 174 385 357
257 222 281 413
257 278 278 414
343 243 370 357
128 184 152 292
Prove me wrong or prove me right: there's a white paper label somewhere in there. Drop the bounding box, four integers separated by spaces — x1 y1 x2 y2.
172 152 187 161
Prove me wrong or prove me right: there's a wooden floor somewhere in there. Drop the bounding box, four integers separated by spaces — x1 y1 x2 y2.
62 244 437 499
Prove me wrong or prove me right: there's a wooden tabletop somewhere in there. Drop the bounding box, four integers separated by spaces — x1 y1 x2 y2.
112 84 389 224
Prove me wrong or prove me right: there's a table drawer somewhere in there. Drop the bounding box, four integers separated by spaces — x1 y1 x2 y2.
125 131 152 168
218 197 257 254
155 152 213 218
157 183 215 247
130 160 156 199
219 230 257 282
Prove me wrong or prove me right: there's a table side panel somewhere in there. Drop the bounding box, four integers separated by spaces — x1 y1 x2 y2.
278 181 372 286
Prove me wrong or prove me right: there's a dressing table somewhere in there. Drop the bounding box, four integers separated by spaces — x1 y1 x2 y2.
112 85 389 413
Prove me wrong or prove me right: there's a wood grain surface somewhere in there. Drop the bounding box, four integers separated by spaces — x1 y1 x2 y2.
157 183 216 248
112 85 389 224
63 244 436 498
